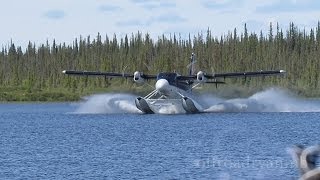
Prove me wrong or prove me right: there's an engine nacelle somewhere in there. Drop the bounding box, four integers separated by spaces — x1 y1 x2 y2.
197 71 207 83
133 71 145 84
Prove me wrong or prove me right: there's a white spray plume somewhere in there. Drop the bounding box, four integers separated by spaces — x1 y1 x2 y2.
205 88 320 113
75 93 141 114
73 88 320 114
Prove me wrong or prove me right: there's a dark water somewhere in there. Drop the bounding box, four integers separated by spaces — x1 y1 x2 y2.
0 103 319 179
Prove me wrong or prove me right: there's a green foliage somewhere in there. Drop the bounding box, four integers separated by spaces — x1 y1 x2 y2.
0 22 319 101
0 87 80 101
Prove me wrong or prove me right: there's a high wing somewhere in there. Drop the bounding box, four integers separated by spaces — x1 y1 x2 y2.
62 70 157 79
207 70 286 79
62 70 133 77
177 70 286 81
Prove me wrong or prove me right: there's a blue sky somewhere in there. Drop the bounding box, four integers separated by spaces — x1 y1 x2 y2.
1 0 320 48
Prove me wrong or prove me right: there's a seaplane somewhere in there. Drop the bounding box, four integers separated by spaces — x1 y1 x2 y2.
62 53 286 114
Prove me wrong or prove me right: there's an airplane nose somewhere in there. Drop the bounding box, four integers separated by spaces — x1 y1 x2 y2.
155 79 169 92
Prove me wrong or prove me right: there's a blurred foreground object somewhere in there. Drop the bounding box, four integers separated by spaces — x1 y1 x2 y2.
289 145 320 180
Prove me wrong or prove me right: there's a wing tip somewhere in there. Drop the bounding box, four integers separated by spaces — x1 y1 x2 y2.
280 70 286 74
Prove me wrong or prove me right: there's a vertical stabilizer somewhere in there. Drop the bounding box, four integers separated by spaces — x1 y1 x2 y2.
188 53 196 76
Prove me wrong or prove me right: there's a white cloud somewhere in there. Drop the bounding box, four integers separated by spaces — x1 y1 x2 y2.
44 10 66 19
98 5 122 12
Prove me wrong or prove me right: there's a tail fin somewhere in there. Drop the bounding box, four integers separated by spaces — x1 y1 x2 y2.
188 53 196 76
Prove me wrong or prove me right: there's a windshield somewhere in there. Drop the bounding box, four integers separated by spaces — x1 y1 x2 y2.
157 73 177 84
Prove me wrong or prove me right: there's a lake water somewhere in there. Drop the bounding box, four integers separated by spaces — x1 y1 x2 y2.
0 92 320 179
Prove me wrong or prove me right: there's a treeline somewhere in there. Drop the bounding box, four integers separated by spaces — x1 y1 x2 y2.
0 22 319 101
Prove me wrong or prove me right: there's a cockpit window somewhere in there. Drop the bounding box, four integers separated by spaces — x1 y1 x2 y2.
157 73 177 84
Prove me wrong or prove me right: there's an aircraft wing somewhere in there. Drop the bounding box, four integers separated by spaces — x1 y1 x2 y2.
206 70 286 79
177 70 286 80
62 70 133 77
62 70 157 79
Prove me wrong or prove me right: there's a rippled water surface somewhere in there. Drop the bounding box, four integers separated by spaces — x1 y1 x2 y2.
0 103 319 179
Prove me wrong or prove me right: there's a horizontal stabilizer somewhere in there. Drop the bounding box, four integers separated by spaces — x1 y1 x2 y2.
205 81 225 84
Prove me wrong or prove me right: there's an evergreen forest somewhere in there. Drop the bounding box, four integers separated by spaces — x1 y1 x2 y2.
0 22 319 101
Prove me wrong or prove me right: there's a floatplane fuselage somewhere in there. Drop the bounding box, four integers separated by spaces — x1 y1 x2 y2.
63 53 286 114
135 72 204 114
